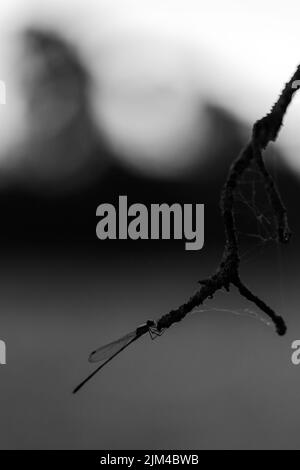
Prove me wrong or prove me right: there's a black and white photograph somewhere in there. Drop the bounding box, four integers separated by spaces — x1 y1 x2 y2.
0 0 300 455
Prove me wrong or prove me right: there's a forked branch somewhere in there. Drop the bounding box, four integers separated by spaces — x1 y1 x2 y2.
156 66 300 336
73 67 300 394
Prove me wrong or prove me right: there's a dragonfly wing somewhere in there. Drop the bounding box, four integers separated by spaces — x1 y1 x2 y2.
88 330 137 363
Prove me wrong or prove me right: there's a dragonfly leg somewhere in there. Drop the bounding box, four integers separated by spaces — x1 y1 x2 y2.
149 326 165 339
154 326 166 336
149 328 156 340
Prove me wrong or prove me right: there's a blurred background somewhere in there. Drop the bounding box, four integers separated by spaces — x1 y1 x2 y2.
0 0 300 450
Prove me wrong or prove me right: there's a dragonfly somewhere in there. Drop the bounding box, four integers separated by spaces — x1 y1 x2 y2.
73 320 164 394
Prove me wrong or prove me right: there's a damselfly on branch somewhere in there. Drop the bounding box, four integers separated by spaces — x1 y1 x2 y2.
73 320 164 393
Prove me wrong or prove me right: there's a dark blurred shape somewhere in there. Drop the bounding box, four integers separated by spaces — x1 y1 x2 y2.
6 27 109 190
0 104 263 246
0 35 298 250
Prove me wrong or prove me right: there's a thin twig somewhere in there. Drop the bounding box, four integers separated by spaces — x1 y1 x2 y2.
156 66 300 336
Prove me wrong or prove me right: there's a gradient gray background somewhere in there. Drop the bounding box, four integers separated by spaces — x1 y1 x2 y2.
0 240 299 449
0 0 300 450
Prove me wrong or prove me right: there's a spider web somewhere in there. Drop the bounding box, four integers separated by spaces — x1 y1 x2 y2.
234 160 279 265
233 155 285 326
193 156 285 330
